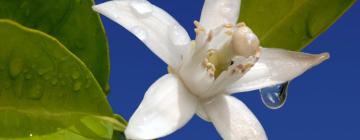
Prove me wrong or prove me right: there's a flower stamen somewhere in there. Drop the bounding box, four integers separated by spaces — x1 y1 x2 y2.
194 20 205 35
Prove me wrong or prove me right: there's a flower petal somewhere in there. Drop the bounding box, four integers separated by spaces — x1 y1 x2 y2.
93 0 191 69
203 95 267 140
200 0 241 30
226 48 330 93
125 74 198 140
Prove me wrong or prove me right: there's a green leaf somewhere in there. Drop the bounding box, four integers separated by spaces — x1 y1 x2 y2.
0 20 119 139
0 0 110 93
239 0 356 51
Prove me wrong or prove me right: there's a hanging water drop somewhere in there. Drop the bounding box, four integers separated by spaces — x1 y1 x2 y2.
131 26 147 41
130 0 153 17
260 82 289 109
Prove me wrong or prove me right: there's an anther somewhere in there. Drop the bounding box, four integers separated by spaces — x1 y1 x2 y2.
224 23 234 28
207 49 216 57
237 22 246 27
194 20 205 35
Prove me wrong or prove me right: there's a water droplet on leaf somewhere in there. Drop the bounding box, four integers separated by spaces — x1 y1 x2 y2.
260 82 289 109
131 26 147 41
73 81 82 92
25 74 32 80
9 58 23 78
130 0 153 17
72 71 80 80
51 79 58 86
28 85 43 100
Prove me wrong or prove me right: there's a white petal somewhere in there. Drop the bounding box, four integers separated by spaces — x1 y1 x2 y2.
93 0 191 69
125 74 198 139
200 0 241 30
196 104 211 122
227 48 330 93
179 42 214 98
203 95 267 140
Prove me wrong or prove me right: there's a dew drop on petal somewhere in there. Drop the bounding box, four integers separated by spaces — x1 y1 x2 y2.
131 26 147 41
130 0 153 17
260 82 289 109
168 24 190 47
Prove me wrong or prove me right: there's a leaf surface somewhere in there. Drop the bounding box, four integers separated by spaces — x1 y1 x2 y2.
239 0 356 51
0 20 119 139
0 0 110 92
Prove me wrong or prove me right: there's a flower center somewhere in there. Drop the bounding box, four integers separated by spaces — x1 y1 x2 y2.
199 22 261 78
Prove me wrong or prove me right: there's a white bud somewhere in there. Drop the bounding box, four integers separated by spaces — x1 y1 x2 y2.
231 26 260 57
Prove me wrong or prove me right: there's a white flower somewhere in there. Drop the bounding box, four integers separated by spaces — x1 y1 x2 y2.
93 0 329 139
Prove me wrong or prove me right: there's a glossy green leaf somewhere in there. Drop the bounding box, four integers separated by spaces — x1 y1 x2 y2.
239 0 356 51
0 0 110 93
0 20 121 139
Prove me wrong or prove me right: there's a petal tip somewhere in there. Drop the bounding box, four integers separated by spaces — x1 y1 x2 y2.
319 52 330 61
314 52 330 65
92 5 101 12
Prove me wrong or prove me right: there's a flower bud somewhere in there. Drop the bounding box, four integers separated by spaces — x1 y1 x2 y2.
231 26 260 57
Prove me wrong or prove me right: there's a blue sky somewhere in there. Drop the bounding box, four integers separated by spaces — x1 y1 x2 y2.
95 0 360 139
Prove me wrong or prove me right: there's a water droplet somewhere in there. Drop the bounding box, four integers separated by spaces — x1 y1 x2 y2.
85 75 92 89
130 0 153 17
131 26 147 41
51 79 58 86
4 82 11 89
28 85 43 100
44 74 51 80
73 81 82 92
58 73 64 79
60 80 66 86
72 71 80 80
260 82 289 109
31 64 37 69
25 74 32 80
37 67 53 76
103 83 110 93
9 58 23 78
168 24 190 46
